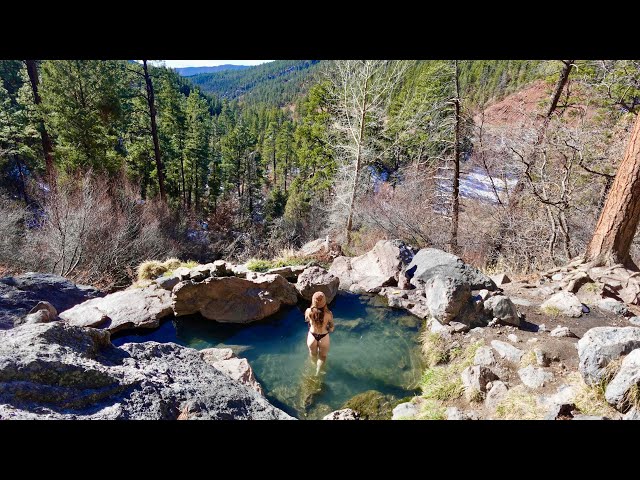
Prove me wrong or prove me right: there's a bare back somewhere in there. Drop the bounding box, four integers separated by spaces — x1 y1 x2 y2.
305 308 334 335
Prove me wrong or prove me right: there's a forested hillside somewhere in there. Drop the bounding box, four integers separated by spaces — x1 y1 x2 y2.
1 59 639 290
176 65 249 77
187 60 320 106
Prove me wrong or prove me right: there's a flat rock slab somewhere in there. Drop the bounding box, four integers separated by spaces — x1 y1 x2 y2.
511 297 535 307
60 284 172 333
0 273 101 329
0 322 292 420
491 340 525 363
172 273 297 323
518 365 554 389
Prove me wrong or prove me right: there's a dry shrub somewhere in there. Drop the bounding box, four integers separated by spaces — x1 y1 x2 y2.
5 172 181 289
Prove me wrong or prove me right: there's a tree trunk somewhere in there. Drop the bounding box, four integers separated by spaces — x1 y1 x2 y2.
346 78 369 245
272 139 277 187
585 113 640 269
24 60 55 183
546 60 574 119
142 60 166 202
450 60 461 254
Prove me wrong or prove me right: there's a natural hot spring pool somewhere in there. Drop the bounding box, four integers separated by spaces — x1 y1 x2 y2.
112 292 423 419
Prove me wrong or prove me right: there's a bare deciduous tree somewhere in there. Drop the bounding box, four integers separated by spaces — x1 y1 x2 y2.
326 60 408 245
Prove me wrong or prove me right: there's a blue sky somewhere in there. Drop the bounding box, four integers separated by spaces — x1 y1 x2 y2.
156 60 273 68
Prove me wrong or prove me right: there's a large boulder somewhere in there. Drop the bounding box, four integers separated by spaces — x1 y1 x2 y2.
605 349 640 411
541 291 584 317
484 295 520 326
59 284 173 333
295 266 340 303
578 327 640 385
0 272 102 329
299 237 343 259
329 240 414 293
172 273 297 323
0 322 292 420
424 276 471 324
407 248 496 291
201 348 263 395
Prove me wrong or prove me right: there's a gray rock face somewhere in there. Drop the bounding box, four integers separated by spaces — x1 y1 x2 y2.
474 346 497 367
597 298 629 316
604 349 640 411
60 284 173 333
329 239 414 292
295 266 340 303
511 297 534 307
407 248 496 291
0 322 292 420
0 272 102 330
461 365 499 393
201 348 264 395
484 295 520 326
490 273 511 287
424 276 471 324
156 275 182 291
446 407 475 420
550 326 576 338
623 408 640 420
491 340 524 363
630 317 640 326
541 291 584 317
15 301 58 326
323 408 360 420
485 381 509 409
391 402 419 420
578 327 640 385
518 365 554 389
172 273 297 323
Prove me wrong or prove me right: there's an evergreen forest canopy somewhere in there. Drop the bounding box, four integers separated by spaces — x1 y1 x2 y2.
2 59 640 289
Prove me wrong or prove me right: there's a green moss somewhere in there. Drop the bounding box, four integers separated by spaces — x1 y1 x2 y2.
342 390 396 420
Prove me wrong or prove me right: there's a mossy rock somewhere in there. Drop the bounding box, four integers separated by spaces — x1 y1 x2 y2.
342 390 397 420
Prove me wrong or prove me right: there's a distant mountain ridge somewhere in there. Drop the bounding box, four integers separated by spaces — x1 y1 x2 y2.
186 60 321 106
176 65 250 76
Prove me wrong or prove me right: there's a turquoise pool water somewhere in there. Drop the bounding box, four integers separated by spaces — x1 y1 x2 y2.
113 292 423 419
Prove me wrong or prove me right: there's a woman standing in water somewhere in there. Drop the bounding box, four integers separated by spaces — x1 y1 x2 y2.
305 291 335 375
